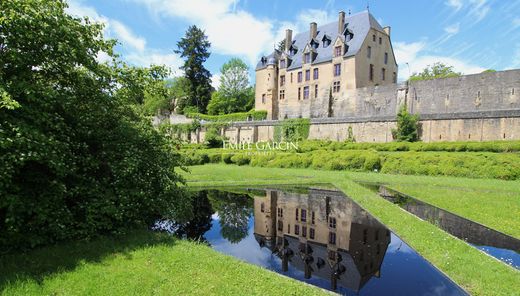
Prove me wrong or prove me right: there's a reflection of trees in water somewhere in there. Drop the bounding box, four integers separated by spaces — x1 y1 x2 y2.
208 190 253 244
173 191 213 244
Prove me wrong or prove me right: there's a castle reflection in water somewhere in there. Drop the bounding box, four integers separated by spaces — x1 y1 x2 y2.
253 188 390 291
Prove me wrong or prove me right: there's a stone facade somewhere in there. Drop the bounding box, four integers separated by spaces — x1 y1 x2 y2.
255 10 398 120
190 69 520 144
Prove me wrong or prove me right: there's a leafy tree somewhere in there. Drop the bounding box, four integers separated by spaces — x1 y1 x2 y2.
208 191 253 244
0 0 188 249
392 105 420 142
174 25 212 113
115 64 171 116
141 76 190 115
409 62 462 81
219 58 249 98
207 58 254 115
207 87 254 115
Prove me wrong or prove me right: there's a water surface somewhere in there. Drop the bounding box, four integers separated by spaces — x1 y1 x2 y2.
155 187 468 295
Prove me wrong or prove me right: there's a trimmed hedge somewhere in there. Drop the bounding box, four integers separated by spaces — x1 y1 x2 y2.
182 148 520 180
296 140 520 153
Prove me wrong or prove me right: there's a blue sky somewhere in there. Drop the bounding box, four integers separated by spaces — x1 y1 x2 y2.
66 0 520 85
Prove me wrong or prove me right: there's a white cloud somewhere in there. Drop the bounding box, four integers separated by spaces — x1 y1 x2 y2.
468 0 490 23
394 41 485 81
444 23 460 35
446 0 463 11
111 20 146 52
394 41 426 64
444 0 490 24
129 0 276 66
129 0 340 67
66 0 183 73
127 51 184 75
66 0 108 25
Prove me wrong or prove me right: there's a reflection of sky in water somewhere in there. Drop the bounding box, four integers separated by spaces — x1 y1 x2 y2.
473 245 520 270
203 214 467 296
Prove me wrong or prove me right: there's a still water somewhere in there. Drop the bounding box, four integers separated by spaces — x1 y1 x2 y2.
366 184 520 270
154 187 468 295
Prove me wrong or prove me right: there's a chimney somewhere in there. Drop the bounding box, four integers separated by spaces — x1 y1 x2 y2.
383 26 391 36
338 11 345 34
310 22 317 40
285 29 292 52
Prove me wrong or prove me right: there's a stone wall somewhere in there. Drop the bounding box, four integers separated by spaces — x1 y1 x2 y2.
187 70 520 144
277 69 520 120
191 110 520 144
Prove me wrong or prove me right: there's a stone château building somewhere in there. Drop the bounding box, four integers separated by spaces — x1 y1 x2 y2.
255 10 398 120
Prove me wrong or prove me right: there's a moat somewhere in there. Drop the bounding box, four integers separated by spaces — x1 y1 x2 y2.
154 186 468 295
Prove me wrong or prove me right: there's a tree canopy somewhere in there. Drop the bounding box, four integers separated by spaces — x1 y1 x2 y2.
207 58 254 115
0 0 188 249
409 62 462 81
174 25 213 114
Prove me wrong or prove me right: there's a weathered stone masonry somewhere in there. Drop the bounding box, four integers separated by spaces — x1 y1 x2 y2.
191 69 520 143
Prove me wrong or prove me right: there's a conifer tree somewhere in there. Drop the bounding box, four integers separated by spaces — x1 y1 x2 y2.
175 25 212 113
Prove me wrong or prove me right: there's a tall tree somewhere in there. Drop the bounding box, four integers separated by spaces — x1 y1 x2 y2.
219 58 249 98
207 58 254 115
174 25 212 113
0 0 187 249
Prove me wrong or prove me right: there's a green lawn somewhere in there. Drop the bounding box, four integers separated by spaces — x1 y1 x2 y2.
181 164 520 296
347 172 520 239
0 230 325 296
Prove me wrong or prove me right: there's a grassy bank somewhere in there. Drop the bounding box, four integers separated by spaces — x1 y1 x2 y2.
181 164 520 296
348 172 520 239
0 230 325 296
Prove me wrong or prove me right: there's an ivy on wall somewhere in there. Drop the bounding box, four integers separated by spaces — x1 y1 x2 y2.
274 118 311 142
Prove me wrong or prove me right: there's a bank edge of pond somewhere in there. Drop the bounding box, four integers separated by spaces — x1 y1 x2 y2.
182 164 520 296
0 230 328 296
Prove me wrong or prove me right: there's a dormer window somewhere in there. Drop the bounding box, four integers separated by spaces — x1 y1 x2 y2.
261 56 267 65
290 45 298 56
335 46 342 57
310 38 319 49
322 35 331 48
304 53 311 63
280 59 286 68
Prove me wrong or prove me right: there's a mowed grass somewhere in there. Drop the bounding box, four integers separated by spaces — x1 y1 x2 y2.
181 164 520 296
347 172 520 239
0 230 326 296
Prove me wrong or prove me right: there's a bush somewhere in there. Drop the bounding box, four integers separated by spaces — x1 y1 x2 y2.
0 0 188 250
204 125 227 148
222 153 235 164
230 154 251 165
392 105 420 142
208 153 222 163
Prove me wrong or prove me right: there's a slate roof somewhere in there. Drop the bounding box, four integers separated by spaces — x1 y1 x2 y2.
256 11 384 71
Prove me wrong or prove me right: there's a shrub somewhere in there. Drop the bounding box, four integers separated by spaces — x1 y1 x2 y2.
208 153 222 163
222 153 235 164
392 105 420 142
230 154 251 165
